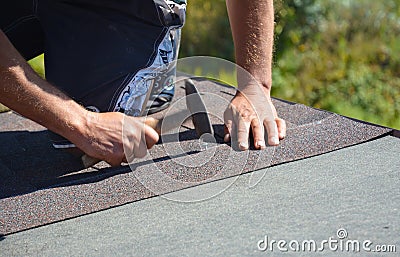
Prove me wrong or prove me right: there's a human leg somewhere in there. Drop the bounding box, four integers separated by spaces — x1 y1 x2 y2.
40 0 186 148
38 0 185 113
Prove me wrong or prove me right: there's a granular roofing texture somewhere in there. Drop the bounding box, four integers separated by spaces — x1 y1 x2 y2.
0 78 393 235
1 136 399 256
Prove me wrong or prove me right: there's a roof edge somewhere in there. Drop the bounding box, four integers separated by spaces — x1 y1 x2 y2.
392 129 400 138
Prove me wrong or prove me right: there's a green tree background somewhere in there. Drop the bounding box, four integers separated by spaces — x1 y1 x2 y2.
180 0 400 129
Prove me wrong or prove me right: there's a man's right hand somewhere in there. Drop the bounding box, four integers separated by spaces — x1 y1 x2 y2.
1 30 159 167
73 111 159 167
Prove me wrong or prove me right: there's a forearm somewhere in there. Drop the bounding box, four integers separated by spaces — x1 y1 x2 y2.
226 0 274 91
0 30 88 142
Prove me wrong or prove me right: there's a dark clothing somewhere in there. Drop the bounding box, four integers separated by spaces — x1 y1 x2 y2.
1 0 185 113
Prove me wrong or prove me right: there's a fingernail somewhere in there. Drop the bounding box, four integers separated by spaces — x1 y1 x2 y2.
272 137 279 145
224 134 230 142
239 142 248 150
256 140 266 148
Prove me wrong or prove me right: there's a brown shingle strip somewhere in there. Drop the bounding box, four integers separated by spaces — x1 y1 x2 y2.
0 78 393 235
392 129 400 138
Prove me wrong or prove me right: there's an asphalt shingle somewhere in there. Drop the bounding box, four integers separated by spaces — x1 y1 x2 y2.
0 78 392 235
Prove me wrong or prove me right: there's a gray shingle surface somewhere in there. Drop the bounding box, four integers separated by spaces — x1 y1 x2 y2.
0 78 392 235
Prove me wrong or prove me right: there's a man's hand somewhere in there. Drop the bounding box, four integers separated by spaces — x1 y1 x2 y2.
224 86 286 150
74 112 159 167
0 30 159 166
225 0 285 149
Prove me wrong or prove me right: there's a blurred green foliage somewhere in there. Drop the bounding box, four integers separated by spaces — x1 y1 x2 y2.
180 0 400 129
180 0 234 60
0 104 8 113
28 54 45 79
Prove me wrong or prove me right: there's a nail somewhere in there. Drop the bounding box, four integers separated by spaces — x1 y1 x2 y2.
224 134 230 143
271 137 279 145
256 140 266 149
239 142 249 150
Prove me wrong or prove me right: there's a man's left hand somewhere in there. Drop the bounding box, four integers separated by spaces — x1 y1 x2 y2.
224 86 286 150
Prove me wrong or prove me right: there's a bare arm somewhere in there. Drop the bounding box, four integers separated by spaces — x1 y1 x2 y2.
0 30 89 141
224 0 286 149
226 0 274 89
0 30 158 166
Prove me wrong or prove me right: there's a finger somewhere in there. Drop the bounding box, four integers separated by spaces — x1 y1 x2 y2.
143 117 160 134
123 144 135 164
264 119 279 146
223 108 234 142
133 142 147 159
276 117 287 139
122 156 128 163
235 115 250 150
144 124 159 148
101 146 125 167
224 120 233 143
250 118 266 149
106 155 124 167
132 124 153 159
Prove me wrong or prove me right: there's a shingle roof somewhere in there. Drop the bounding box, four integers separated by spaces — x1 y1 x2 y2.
0 78 393 235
